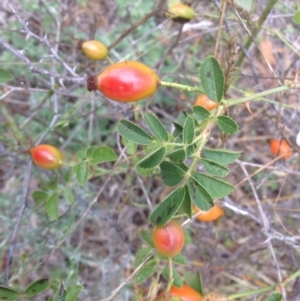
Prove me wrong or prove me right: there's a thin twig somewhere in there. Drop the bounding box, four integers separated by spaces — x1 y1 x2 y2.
3 160 33 285
108 0 166 50
213 0 227 57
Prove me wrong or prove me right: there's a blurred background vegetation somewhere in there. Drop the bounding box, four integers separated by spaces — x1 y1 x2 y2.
0 0 300 300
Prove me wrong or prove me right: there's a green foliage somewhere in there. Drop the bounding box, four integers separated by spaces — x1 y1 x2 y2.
46 192 59 220
0 286 20 301
135 265 156 284
144 112 169 142
0 69 13 83
266 293 282 301
136 146 166 169
64 285 83 301
199 56 225 102
149 186 185 226
184 271 204 296
139 230 154 247
116 79 239 226
293 11 300 25
117 120 153 145
134 247 153 267
162 267 182 287
216 116 239 134
24 278 50 297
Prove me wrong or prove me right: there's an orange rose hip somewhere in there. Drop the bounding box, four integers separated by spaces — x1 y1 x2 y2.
87 61 160 102
30 144 63 170
269 139 293 159
159 284 202 301
152 219 185 258
193 94 217 111
193 204 224 222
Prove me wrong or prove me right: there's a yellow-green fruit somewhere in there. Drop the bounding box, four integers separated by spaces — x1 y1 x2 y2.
80 40 108 60
166 4 195 23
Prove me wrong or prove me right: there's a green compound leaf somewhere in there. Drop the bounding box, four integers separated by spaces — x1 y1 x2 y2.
134 247 153 267
184 271 204 296
193 172 235 199
122 137 137 155
192 106 211 121
177 111 189 126
135 266 156 284
178 185 192 218
46 193 59 221
173 253 187 265
139 229 154 247
25 278 50 297
63 168 73 183
167 148 186 162
150 186 185 226
32 190 48 205
216 116 239 134
64 186 75 205
173 122 183 138
160 161 185 186
144 112 168 142
186 144 196 158
136 146 166 169
188 178 213 211
162 267 182 288
183 115 195 144
53 283 66 301
293 11 300 25
117 119 152 145
64 285 83 301
266 293 282 301
203 148 241 165
0 286 20 301
0 69 13 83
75 161 89 187
89 146 117 164
76 150 86 160
42 178 58 191
200 158 229 177
199 56 224 102
85 146 97 159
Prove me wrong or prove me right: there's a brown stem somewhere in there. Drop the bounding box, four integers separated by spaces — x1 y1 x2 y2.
236 0 278 67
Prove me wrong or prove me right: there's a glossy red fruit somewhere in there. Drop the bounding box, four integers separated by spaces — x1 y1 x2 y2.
269 139 293 159
152 219 185 258
158 284 202 301
78 40 108 60
87 61 160 102
30 144 63 170
193 94 217 111
166 4 196 23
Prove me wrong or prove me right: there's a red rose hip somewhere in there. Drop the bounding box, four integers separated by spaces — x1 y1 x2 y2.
30 144 63 170
87 61 160 102
152 219 185 258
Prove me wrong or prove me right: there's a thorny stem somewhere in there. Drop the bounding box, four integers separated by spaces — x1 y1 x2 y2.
160 81 204 93
236 0 279 67
228 269 300 300
165 257 174 294
4 160 33 285
224 85 295 106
